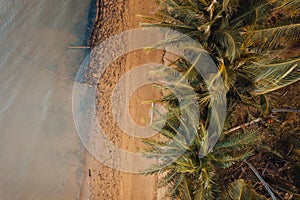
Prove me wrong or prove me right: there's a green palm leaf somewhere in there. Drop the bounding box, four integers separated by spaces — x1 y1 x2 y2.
214 29 242 62
212 151 254 169
193 168 215 200
272 0 300 18
245 57 300 94
224 179 268 200
243 23 300 50
141 0 300 199
180 175 193 200
215 130 262 149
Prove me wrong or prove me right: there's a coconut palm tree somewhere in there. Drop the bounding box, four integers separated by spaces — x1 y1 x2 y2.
141 0 300 199
141 0 300 109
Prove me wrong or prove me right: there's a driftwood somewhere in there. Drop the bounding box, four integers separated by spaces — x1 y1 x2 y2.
272 108 300 113
224 118 263 135
67 45 90 49
224 108 300 135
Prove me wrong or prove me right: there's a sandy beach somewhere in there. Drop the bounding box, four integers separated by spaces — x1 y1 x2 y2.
0 0 298 199
79 0 164 199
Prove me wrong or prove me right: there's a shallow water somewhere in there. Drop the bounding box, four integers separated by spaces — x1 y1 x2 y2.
0 0 92 199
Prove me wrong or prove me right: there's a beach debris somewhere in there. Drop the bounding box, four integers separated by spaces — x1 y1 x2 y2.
68 45 91 49
150 102 154 124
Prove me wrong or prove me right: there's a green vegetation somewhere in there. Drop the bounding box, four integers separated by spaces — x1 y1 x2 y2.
141 0 300 199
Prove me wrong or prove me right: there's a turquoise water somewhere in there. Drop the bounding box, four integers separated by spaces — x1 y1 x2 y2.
0 0 93 199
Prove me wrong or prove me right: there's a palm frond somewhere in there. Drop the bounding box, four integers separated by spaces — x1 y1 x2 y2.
180 175 193 200
215 130 262 149
193 167 215 200
229 0 271 28
140 22 196 30
141 0 300 199
245 57 300 95
222 0 240 18
169 173 183 199
211 150 254 169
243 23 300 50
224 179 268 200
158 170 178 188
272 0 300 18
214 29 242 62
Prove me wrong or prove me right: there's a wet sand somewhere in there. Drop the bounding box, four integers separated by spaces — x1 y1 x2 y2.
79 0 164 199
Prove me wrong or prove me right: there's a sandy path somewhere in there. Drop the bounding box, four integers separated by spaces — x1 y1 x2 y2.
79 0 164 199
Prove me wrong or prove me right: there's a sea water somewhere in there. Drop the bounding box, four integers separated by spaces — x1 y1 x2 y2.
0 0 93 199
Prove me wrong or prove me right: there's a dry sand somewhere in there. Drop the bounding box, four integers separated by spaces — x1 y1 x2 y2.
79 0 165 199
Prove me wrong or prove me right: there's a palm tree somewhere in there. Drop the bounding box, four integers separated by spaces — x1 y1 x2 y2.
140 0 300 199
141 0 300 109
